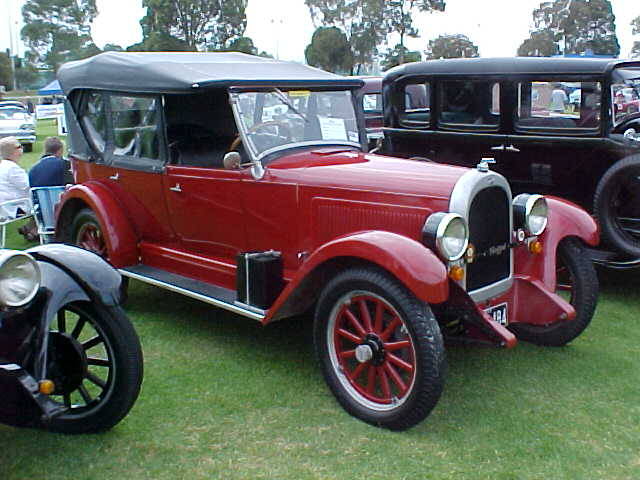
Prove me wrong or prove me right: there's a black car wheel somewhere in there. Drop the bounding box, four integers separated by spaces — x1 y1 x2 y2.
594 155 640 258
45 301 143 434
509 238 598 346
314 268 446 431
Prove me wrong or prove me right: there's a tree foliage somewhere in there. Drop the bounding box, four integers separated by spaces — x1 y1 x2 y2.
521 0 619 57
21 0 99 71
517 30 559 56
632 16 640 58
425 33 479 59
381 44 421 71
141 0 248 51
127 31 194 52
0 53 12 91
305 0 445 72
305 27 353 74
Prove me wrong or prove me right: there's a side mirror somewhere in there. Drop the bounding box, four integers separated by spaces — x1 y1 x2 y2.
223 151 241 170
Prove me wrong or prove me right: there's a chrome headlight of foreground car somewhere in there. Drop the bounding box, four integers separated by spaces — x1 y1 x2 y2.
423 212 469 261
0 251 41 307
513 194 548 236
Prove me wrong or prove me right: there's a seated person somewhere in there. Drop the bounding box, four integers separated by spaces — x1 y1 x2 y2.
0 136 30 219
29 136 73 187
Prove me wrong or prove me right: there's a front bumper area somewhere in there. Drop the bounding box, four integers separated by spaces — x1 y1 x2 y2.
0 131 36 145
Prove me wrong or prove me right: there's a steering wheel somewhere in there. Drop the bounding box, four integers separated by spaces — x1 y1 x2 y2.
228 120 292 152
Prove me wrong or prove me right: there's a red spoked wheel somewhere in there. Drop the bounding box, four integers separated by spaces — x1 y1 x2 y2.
314 268 445 431
330 292 416 408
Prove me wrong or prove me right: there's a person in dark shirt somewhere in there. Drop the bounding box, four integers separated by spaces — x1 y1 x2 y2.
28 136 72 187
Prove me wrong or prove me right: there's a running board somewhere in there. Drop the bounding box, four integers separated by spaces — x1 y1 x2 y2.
119 265 266 321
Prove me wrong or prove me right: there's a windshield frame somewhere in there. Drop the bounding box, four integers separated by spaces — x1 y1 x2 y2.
229 86 364 165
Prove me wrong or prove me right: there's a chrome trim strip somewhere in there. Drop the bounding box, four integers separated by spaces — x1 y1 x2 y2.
119 269 265 322
449 168 514 296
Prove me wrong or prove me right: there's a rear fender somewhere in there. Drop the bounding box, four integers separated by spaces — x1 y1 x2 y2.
265 230 449 324
515 196 599 289
57 182 138 267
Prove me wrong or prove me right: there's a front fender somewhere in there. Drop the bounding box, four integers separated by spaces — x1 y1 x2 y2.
28 244 123 306
57 182 138 267
515 196 599 289
265 230 449 323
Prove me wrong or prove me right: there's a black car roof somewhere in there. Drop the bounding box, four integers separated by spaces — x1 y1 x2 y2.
384 57 640 82
58 51 363 95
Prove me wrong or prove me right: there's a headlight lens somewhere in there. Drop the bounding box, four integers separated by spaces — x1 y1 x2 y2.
0 251 41 307
423 212 469 261
513 194 548 236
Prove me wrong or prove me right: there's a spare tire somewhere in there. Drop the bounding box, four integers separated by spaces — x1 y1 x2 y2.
593 155 640 258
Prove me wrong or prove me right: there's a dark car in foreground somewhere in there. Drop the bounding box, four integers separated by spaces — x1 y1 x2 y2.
382 57 640 267
55 52 597 430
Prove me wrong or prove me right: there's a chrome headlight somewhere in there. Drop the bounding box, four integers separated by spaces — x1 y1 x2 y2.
513 194 548 236
0 251 41 307
423 212 469 261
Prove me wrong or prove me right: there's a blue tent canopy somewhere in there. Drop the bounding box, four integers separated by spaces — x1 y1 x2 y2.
38 79 62 95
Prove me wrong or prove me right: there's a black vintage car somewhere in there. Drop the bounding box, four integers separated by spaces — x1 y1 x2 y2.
381 57 640 266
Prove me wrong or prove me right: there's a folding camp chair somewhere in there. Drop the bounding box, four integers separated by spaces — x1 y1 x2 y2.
0 197 33 248
31 186 66 244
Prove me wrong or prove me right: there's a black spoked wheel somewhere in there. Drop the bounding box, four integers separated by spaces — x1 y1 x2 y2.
594 156 640 258
314 268 446 431
45 301 143 434
509 238 598 346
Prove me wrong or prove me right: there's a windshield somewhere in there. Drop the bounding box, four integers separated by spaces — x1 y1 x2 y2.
0 108 28 120
611 69 640 126
231 89 361 160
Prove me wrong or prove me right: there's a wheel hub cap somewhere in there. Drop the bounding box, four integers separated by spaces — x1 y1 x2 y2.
355 344 373 363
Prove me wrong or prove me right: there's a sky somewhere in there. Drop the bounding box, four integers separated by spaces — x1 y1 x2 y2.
1 0 640 62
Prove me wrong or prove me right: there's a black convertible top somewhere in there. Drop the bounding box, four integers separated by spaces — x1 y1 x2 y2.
385 56 640 82
58 51 363 94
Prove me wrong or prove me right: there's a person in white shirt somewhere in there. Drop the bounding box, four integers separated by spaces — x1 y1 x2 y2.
0 136 30 218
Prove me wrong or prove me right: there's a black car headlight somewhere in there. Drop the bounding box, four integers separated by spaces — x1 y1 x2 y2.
513 194 548 236
423 212 469 261
0 251 41 307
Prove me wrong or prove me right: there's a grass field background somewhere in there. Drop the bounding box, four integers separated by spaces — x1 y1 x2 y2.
0 121 639 479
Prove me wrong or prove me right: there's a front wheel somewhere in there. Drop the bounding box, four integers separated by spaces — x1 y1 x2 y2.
44 301 143 434
314 268 446 431
509 238 598 346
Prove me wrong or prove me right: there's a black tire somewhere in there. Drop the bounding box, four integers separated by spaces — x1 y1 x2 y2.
71 208 109 259
509 238 598 347
594 155 640 257
22 143 33 153
44 301 143 434
314 268 446 431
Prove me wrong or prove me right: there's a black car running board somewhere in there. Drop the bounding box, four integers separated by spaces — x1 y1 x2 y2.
119 265 266 321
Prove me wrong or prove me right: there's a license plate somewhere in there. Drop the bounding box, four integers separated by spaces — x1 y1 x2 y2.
485 303 508 326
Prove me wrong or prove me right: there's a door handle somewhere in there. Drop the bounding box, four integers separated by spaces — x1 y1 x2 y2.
505 145 521 152
169 184 182 192
490 145 505 151
109 173 119 181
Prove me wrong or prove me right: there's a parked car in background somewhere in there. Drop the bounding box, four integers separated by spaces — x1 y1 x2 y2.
56 52 598 430
382 57 640 267
0 103 36 152
354 76 383 149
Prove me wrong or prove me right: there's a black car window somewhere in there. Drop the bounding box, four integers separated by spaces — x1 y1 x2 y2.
439 80 500 130
110 95 160 160
399 82 430 128
516 81 601 132
81 92 107 153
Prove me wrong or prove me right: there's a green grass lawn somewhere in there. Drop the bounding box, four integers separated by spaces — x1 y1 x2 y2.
1 122 639 479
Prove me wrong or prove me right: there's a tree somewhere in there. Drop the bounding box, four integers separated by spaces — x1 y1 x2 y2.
632 16 640 58
103 43 124 52
15 63 40 90
381 44 421 71
305 27 353 74
0 53 12 91
21 0 99 71
126 31 194 52
425 34 479 59
524 0 620 56
517 30 559 56
383 0 445 64
225 37 257 55
141 0 248 51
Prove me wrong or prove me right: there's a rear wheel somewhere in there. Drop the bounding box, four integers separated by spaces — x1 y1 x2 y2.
314 268 446 430
509 238 598 346
45 301 143 433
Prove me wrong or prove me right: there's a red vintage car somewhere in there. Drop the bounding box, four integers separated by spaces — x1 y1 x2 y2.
56 52 598 430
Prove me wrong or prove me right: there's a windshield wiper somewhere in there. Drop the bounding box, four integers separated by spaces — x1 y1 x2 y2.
273 88 308 123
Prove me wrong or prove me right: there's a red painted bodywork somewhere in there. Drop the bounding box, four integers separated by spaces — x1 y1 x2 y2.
60 146 598 346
